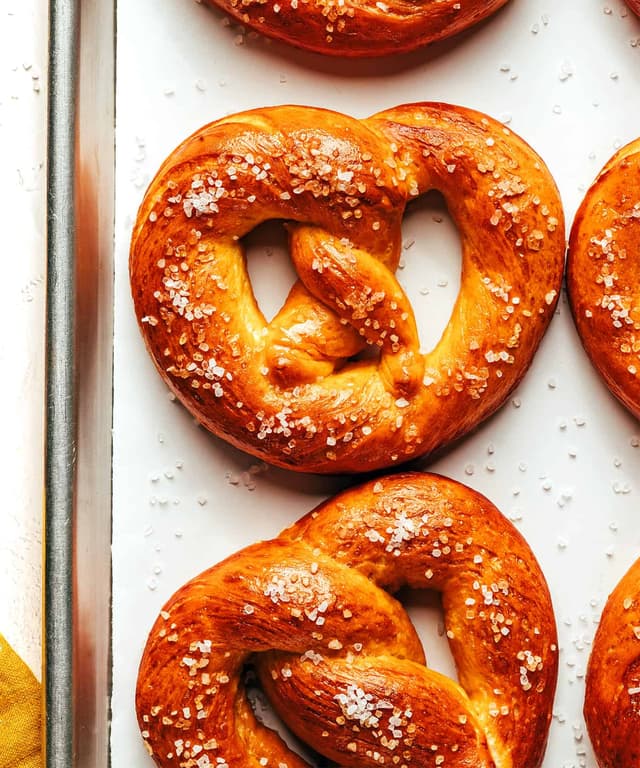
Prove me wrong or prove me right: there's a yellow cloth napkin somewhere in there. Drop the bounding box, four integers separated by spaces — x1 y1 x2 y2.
0 633 41 768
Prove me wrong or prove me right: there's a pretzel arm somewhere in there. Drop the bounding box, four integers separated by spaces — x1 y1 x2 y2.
264 280 365 386
199 0 510 57
258 654 494 768
290 225 424 394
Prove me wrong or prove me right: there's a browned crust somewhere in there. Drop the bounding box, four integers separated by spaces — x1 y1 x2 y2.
201 0 511 57
130 103 566 474
585 557 640 767
136 472 558 768
567 138 640 419
626 0 640 16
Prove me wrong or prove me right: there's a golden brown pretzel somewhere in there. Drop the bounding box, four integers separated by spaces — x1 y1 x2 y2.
567 138 640 418
130 103 565 474
585 557 640 767
627 0 640 16
199 0 510 57
136 472 558 768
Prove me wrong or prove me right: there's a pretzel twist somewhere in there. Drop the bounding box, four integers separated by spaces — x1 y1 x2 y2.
130 103 565 474
136 472 558 768
567 138 640 418
199 0 510 57
585 557 640 767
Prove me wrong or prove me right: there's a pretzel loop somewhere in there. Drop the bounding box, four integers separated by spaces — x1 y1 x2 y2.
136 473 559 768
131 103 565 473
567 138 640 418
585 557 640 767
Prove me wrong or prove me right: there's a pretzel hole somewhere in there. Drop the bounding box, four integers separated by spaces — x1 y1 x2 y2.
399 587 459 681
399 191 462 354
244 219 298 322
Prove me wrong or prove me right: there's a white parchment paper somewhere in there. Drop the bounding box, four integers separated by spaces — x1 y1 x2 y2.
112 2 640 765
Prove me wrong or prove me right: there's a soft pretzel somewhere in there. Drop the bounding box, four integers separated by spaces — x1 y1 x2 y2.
567 138 640 418
198 0 510 57
585 557 640 767
130 103 565 474
627 0 640 16
136 472 558 768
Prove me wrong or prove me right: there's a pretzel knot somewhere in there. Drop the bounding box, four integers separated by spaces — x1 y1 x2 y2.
136 473 558 768
198 0 510 57
130 103 565 474
567 137 640 418
585 557 640 767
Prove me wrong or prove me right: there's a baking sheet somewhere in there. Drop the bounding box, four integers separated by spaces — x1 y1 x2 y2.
46 1 114 765
111 1 640 765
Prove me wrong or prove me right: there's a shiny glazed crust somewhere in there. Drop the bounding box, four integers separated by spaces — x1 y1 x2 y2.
200 0 510 57
567 138 640 419
627 0 640 15
136 472 558 768
585 557 640 767
130 103 565 474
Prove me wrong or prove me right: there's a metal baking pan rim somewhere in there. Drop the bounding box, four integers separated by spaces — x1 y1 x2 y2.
46 0 116 765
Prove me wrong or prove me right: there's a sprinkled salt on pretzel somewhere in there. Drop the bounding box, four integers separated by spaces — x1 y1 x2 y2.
199 0 510 57
136 472 558 768
130 103 565 474
567 138 640 418
585 557 640 767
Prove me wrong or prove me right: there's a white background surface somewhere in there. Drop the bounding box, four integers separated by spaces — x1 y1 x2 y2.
0 0 46 677
63 0 640 765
